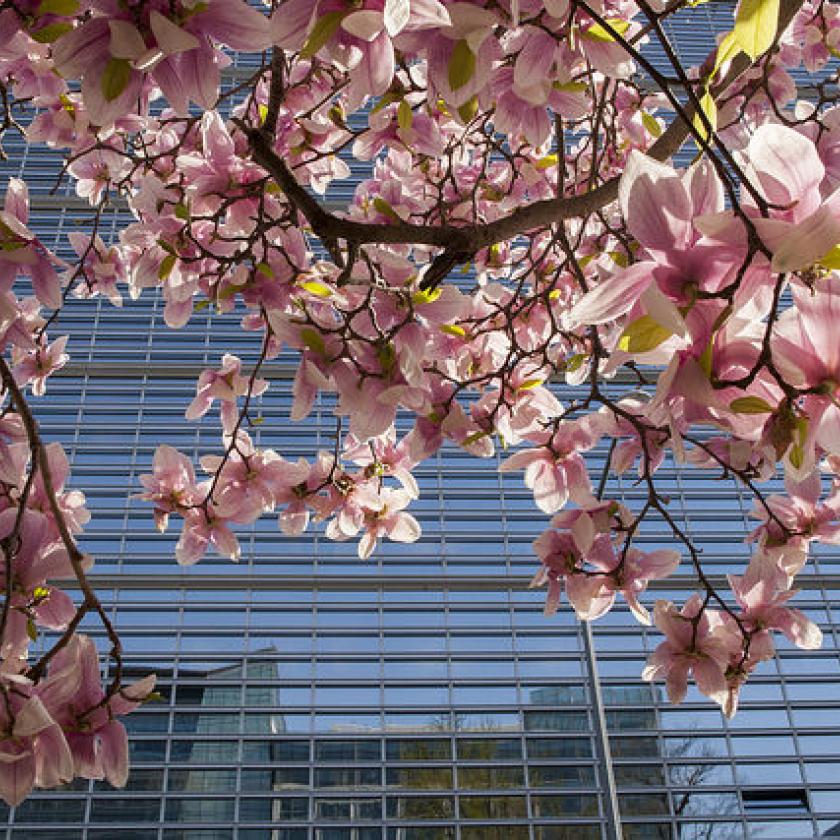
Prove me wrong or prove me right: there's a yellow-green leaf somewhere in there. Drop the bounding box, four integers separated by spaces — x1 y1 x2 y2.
158 253 177 280
819 244 840 270
397 99 413 130
258 103 269 125
641 111 662 137
734 0 779 59
583 18 630 42
101 57 132 102
536 154 559 170
518 378 545 391
174 202 190 221
300 327 326 355
440 323 466 338
29 21 73 41
692 88 717 146
412 287 442 305
256 262 273 277
300 10 345 59
730 396 774 414
298 279 332 298
618 315 672 354
373 196 402 223
553 81 588 93
448 39 475 91
713 30 742 75
457 95 479 123
698 339 713 378
566 353 586 372
789 442 804 470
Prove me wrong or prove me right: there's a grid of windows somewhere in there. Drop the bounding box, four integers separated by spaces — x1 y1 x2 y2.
4 363 839 838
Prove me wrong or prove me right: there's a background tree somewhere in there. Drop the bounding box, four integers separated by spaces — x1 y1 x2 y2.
0 0 837 804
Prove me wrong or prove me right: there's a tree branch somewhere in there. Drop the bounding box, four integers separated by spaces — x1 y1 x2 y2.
244 0 803 282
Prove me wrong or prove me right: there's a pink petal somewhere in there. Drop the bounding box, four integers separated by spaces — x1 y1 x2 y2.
99 721 129 788
568 262 655 326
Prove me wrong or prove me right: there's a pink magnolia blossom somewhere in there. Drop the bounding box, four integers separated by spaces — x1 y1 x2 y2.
136 444 201 532
185 354 267 434
13 336 69 396
0 679 74 806
500 421 597 514
39 634 155 788
326 486 421 559
568 153 732 328
642 595 739 710
0 179 63 310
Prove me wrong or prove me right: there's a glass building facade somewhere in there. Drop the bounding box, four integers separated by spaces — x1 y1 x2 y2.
3 5 840 837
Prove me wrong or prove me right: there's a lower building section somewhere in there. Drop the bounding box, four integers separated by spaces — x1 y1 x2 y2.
6 582 840 839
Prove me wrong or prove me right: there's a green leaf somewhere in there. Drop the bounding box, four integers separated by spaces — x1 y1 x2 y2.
553 81 588 93
412 287 442 305
698 339 713 378
298 279 332 298
566 353 586 372
819 244 840 270
300 10 345 59
397 99 413 131
37 0 79 15
617 315 672 354
372 196 402 223
518 378 545 391
300 327 326 355
734 0 779 59
174 203 190 221
583 18 631 42
730 396 774 414
256 262 274 277
29 21 73 42
101 57 133 102
713 30 742 75
641 111 662 137
462 430 489 446
448 40 475 91
158 254 177 280
692 88 717 146
789 442 804 470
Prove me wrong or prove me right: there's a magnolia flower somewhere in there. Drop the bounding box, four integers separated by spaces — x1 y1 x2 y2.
642 595 739 709
0 179 63 310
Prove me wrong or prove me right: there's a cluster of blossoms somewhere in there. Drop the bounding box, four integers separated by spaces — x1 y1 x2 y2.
0 0 840 802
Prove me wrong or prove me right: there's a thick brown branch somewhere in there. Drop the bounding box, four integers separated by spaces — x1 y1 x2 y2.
246 0 802 268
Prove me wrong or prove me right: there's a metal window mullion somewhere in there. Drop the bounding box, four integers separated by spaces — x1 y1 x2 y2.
583 620 622 840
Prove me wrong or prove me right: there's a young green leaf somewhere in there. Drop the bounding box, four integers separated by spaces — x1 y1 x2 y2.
734 0 780 59
448 40 476 91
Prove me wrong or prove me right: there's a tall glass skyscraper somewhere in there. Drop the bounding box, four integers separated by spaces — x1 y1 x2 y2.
2 4 840 838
